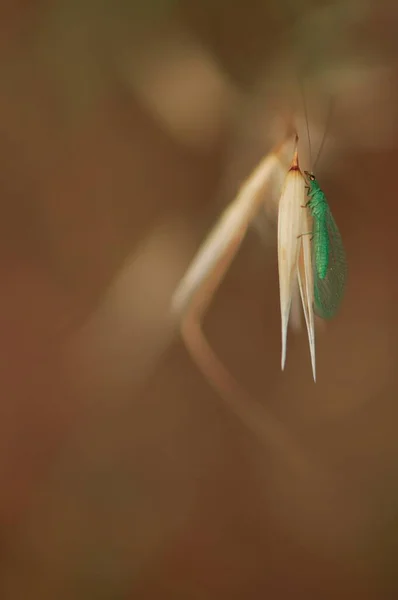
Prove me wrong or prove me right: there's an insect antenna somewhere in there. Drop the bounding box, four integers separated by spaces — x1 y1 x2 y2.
299 79 313 171
313 96 335 171
299 78 335 174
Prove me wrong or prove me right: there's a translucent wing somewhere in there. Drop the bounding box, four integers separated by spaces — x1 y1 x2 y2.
312 207 347 320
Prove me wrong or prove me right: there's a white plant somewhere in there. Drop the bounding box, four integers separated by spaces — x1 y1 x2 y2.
277 138 315 380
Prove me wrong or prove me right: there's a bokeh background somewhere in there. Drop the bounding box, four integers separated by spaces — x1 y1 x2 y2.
1 0 398 597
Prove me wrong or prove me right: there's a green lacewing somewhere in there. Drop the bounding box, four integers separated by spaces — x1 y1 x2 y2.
303 171 347 319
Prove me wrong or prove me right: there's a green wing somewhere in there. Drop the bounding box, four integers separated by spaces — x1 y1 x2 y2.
312 208 347 320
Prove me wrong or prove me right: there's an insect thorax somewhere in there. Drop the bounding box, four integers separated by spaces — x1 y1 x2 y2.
307 190 327 218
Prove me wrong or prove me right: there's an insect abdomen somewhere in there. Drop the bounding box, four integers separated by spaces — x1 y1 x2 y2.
307 187 330 280
314 219 329 279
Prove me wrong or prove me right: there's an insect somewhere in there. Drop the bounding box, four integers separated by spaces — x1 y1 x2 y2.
303 170 347 320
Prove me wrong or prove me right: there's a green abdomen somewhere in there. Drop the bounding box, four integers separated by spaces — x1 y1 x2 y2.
314 220 329 279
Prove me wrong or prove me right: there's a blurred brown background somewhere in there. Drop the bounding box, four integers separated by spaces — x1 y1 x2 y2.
0 0 398 598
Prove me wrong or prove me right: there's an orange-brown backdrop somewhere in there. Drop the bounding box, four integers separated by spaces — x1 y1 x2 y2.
0 1 397 598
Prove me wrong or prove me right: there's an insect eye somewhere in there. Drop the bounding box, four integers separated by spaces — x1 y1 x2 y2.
310 174 315 181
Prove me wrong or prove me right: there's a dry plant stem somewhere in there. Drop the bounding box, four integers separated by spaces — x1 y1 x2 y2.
174 136 312 471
